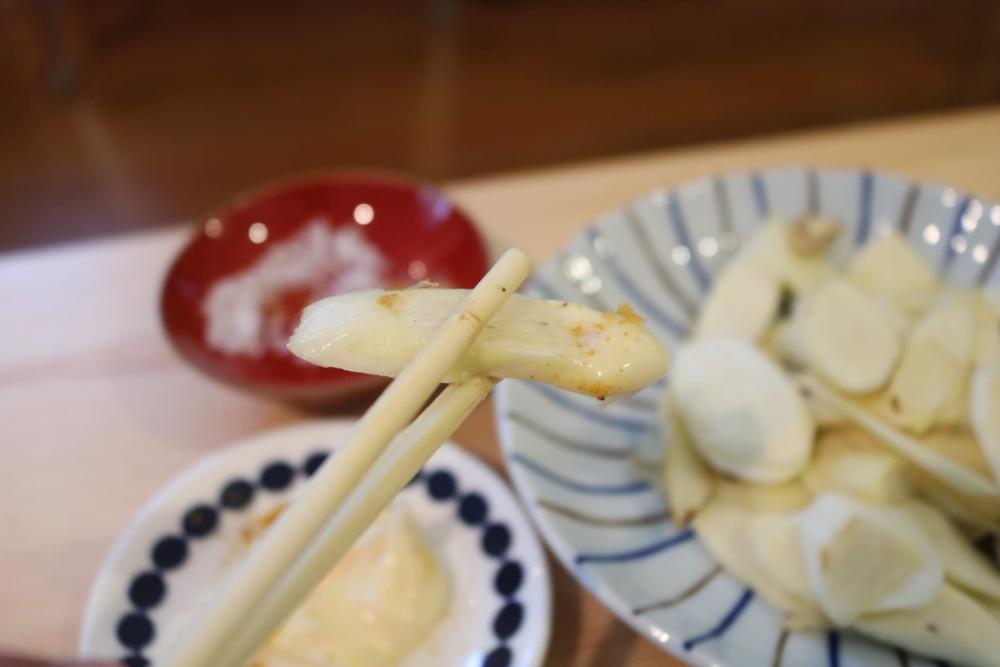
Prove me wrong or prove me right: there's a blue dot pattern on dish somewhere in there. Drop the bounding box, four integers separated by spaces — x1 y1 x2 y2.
116 612 154 649
151 536 187 571
494 561 523 597
260 461 295 490
482 523 512 557
302 451 329 477
114 453 527 666
459 492 488 525
182 505 218 538
483 645 512 667
128 572 166 609
428 470 457 500
493 601 524 639
219 479 254 509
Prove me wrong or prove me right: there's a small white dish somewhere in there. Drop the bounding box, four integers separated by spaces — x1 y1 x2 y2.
80 420 551 667
497 166 999 667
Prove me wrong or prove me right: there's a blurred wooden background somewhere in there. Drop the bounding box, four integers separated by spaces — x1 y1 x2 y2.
2 0 1000 251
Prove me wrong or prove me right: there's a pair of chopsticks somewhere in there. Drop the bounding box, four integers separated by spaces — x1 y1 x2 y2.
164 248 532 667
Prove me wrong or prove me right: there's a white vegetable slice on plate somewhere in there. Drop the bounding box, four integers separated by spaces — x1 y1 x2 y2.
693 500 827 630
694 259 780 341
855 585 1000 667
713 478 814 513
971 364 1000 483
899 500 1000 602
973 295 1000 366
879 295 976 433
742 218 837 292
914 292 979 361
288 288 669 399
750 513 819 614
671 337 815 483
661 395 714 527
798 493 943 626
799 376 1000 499
847 233 938 314
800 278 903 394
802 429 910 504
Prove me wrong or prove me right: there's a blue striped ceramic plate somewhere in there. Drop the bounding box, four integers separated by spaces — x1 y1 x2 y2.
80 420 551 667
496 166 999 667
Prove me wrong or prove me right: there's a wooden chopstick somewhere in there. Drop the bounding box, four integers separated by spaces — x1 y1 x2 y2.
164 248 531 667
214 377 497 667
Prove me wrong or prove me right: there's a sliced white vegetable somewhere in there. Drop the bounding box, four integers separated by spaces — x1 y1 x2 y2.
881 341 967 434
985 290 1000 314
798 493 943 626
912 470 1000 533
802 429 910 504
974 295 1000 366
799 375 1000 498
794 337 846 426
982 598 1000 627
802 391 846 427
971 365 1000 483
751 513 816 608
672 337 815 483
847 233 938 314
878 294 977 433
911 293 977 362
743 219 837 292
661 396 714 526
695 259 780 341
917 427 995 478
693 500 827 627
801 278 903 393
855 585 1000 667
289 288 668 399
766 300 811 370
714 477 814 513
900 500 1000 602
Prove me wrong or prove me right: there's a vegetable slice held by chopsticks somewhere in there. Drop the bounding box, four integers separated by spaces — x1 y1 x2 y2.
289 287 669 399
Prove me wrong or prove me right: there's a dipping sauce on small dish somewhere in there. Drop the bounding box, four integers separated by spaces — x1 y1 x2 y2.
245 505 451 667
160 174 488 402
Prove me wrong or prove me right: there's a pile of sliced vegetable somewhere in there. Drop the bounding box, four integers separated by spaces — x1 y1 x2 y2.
663 215 1000 667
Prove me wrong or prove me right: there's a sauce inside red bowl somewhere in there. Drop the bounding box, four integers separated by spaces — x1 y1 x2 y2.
160 174 488 401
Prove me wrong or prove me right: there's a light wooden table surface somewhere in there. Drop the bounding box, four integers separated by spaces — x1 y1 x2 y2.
3 107 1000 665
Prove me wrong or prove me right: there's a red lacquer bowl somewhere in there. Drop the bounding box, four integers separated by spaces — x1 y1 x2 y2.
160 173 489 403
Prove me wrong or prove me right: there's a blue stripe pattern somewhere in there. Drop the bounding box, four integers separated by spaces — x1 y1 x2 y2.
525 382 651 433
751 172 770 218
510 453 650 495
584 231 688 337
667 194 712 292
856 170 874 245
942 196 971 270
682 588 755 651
576 528 695 564
827 631 840 667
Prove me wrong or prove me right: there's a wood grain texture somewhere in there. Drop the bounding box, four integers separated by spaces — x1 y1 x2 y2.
1 108 1000 664
2 0 1000 250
